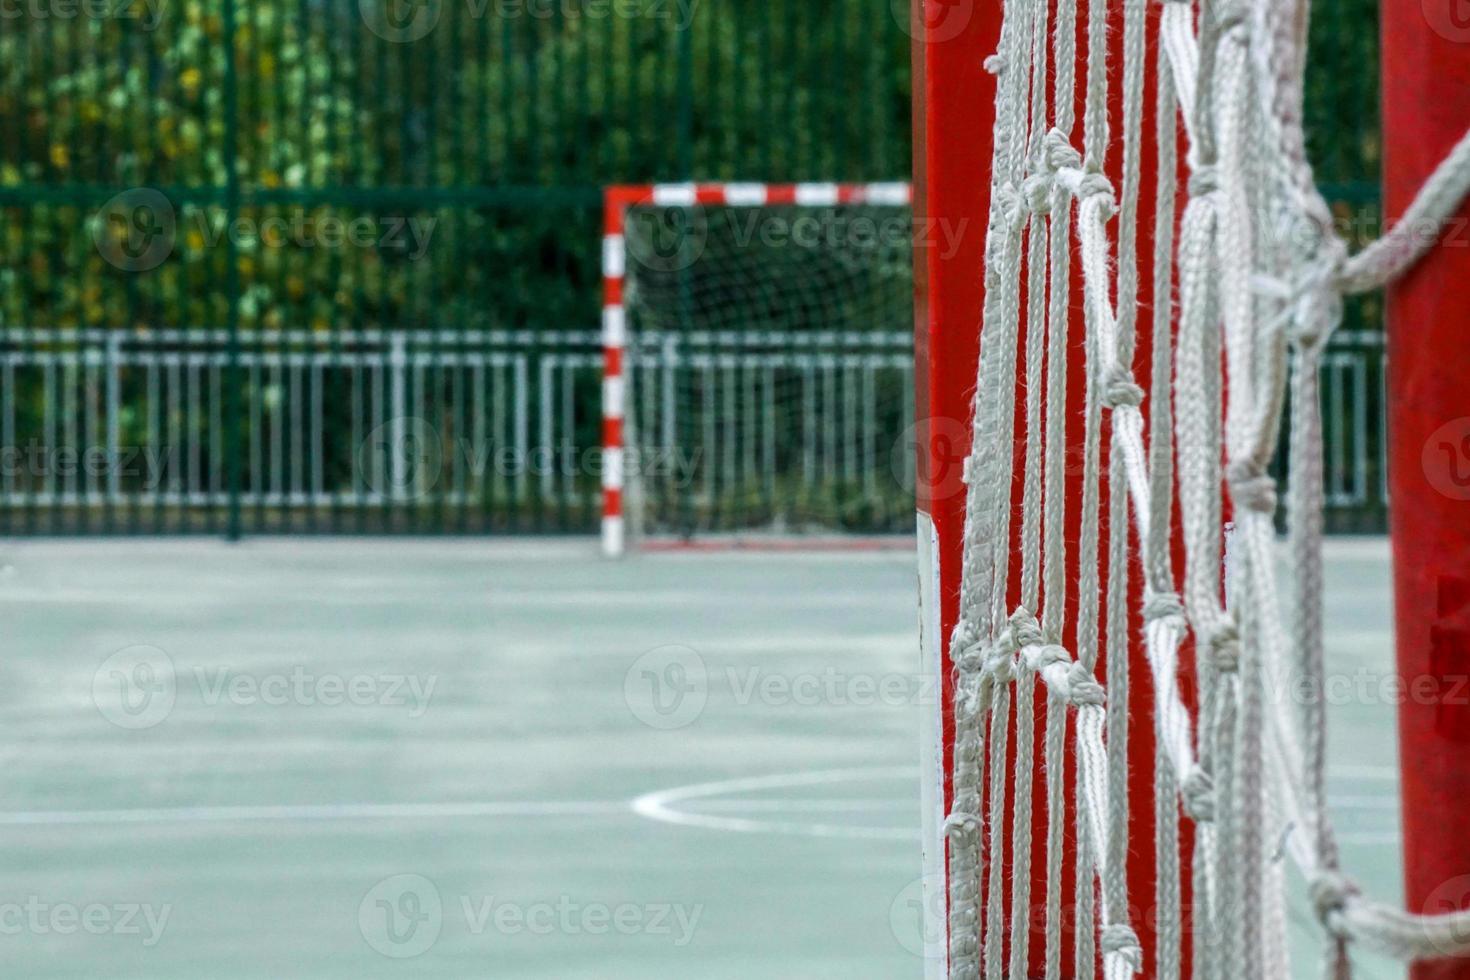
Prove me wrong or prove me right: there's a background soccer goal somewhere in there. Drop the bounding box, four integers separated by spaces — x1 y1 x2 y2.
601 183 917 556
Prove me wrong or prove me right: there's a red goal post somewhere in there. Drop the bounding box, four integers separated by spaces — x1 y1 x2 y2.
1383 5 1470 979
911 0 1183 973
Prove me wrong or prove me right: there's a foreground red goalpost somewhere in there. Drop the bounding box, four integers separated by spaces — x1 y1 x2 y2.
911 0 1179 972
914 0 1470 976
1383 8 1470 980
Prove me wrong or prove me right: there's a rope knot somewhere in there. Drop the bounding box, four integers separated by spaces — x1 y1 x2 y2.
953 640 986 674
1290 238 1349 351
1101 366 1145 409
1309 871 1360 938
1075 172 1117 216
943 810 983 838
1188 166 1219 198
1143 590 1187 627
1064 662 1106 707
1041 129 1082 174
1021 173 1053 214
1227 459 1278 514
983 639 1015 683
994 182 1026 232
1213 2 1248 34
1024 643 1070 673
982 54 1005 75
1100 924 1145 972
1008 607 1044 651
1207 622 1241 673
1181 768 1216 821
950 622 985 672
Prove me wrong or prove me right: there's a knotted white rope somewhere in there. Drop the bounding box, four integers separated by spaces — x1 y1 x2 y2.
945 0 1470 975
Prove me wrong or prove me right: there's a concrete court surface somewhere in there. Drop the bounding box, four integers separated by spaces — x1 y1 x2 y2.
0 537 1412 978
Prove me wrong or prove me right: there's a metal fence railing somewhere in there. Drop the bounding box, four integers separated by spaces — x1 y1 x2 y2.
0 326 1388 536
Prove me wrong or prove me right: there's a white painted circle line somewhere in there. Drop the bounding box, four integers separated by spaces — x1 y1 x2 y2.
630 767 919 841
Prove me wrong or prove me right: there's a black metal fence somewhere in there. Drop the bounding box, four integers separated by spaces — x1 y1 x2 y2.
0 0 1389 535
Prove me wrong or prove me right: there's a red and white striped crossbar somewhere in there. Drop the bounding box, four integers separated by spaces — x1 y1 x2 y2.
599 181 913 557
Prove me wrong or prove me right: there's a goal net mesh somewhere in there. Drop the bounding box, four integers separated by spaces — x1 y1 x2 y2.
619 199 913 544
947 0 1470 977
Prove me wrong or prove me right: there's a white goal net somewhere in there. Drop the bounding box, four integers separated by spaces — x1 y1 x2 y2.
943 0 1470 977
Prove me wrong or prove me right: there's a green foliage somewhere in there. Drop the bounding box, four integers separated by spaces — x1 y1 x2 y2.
0 0 911 334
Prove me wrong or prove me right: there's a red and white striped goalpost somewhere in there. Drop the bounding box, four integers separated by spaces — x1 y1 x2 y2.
600 181 912 558
914 0 1470 977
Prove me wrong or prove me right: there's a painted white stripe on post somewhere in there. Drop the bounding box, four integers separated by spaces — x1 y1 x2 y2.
652 183 698 206
602 515 625 557
602 447 625 490
723 183 768 206
602 306 626 348
864 182 912 205
602 233 625 278
602 375 625 418
795 183 840 206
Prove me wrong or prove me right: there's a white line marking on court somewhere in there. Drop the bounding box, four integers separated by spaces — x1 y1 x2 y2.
1329 795 1401 811
630 767 919 841
0 800 627 826
687 798 911 814
1329 764 1398 781
1338 832 1403 846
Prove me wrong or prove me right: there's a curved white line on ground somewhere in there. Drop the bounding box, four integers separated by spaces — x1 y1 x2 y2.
630 767 919 841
